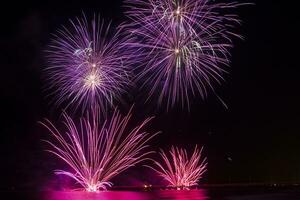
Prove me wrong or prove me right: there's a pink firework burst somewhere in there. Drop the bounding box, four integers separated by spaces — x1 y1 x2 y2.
41 108 158 192
45 14 132 113
149 146 207 189
124 0 248 110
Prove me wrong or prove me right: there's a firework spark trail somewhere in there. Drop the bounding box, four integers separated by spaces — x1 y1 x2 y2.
45 14 133 113
149 146 207 189
41 108 158 192
124 0 248 110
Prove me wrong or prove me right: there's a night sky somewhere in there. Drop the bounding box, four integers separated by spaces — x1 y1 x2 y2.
0 0 298 191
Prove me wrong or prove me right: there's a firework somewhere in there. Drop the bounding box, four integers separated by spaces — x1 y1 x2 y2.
149 146 207 189
124 0 247 109
45 14 132 113
41 108 158 192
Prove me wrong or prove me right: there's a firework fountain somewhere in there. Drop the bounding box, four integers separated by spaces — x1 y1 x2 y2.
149 146 207 189
41 108 158 192
45 15 132 113
124 0 246 109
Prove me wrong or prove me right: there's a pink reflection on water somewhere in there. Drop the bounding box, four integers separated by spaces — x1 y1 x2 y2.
42 191 154 200
155 189 209 200
41 189 209 200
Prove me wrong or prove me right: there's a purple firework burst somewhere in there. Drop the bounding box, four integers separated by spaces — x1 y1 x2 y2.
125 0 247 110
46 14 132 113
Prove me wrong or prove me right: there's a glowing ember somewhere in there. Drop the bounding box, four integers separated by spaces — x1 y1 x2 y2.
84 72 101 89
41 108 158 192
175 7 181 16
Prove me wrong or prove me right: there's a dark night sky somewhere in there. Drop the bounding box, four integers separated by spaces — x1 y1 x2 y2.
0 0 298 191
